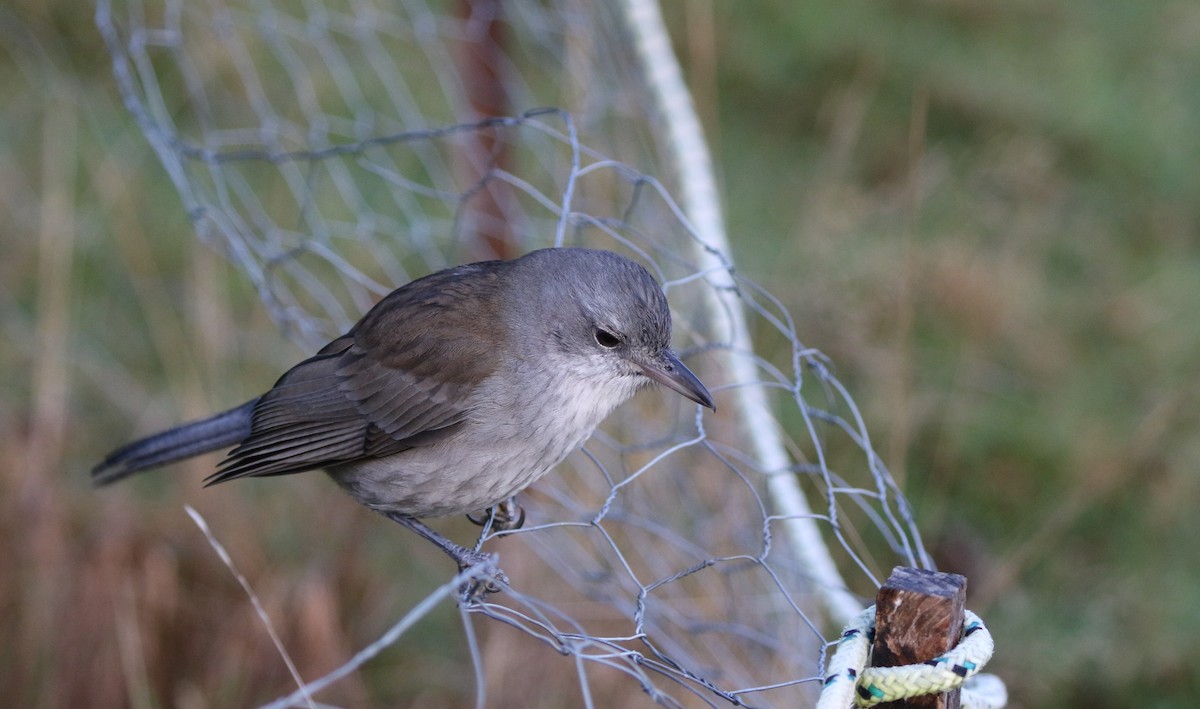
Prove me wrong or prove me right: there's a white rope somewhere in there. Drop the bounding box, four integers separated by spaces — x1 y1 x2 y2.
817 605 1007 709
616 0 863 628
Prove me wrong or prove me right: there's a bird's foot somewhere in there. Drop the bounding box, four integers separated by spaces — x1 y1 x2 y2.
383 511 507 600
466 496 526 532
451 545 509 601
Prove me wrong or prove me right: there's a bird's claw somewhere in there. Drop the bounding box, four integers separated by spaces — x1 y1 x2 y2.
461 574 507 601
451 551 504 602
466 496 526 532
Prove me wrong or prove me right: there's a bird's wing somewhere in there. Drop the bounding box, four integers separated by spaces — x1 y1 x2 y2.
206 262 508 484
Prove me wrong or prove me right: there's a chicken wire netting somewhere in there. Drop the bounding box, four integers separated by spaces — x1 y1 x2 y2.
97 0 930 705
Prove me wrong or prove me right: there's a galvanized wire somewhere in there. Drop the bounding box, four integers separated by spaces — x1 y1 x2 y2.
97 0 930 705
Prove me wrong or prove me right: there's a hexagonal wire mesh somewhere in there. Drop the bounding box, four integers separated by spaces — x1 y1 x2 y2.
96 0 929 705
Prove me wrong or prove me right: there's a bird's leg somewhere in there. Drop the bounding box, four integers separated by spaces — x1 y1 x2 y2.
382 512 507 596
465 496 526 532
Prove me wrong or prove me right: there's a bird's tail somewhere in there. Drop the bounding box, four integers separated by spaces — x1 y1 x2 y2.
92 398 259 486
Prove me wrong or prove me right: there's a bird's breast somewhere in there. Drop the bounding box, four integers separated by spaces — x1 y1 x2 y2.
327 359 641 518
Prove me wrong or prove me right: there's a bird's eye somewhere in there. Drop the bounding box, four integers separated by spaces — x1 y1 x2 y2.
594 328 621 348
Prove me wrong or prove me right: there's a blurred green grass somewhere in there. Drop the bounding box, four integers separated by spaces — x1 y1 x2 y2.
3 0 1199 706
708 1 1200 706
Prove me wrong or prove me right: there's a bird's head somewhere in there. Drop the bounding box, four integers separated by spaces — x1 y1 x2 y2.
507 248 715 411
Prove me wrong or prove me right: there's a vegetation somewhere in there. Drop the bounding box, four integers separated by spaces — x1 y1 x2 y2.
709 2 1200 706
3 0 1197 706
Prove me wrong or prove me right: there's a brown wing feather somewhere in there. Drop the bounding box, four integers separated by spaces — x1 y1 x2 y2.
206 262 509 485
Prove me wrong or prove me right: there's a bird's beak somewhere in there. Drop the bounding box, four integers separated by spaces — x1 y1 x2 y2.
638 350 716 411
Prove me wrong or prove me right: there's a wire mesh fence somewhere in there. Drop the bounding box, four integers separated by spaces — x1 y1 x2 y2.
97 0 930 705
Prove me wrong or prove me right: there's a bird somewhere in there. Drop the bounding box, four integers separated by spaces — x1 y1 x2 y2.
93 247 715 582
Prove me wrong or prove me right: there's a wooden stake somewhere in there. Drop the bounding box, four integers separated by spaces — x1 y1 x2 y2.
872 567 967 709
456 0 516 261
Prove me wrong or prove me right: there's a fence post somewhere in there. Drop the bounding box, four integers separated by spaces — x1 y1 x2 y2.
872 566 967 709
456 0 516 261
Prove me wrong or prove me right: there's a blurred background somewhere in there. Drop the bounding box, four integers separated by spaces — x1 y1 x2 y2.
3 0 1199 706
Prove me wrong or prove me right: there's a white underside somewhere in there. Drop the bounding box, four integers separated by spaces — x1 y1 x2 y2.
328 353 644 517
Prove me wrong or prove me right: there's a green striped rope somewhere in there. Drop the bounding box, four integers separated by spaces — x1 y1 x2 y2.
816 605 1006 708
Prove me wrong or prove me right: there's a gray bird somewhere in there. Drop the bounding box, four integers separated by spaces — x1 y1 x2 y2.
93 248 714 579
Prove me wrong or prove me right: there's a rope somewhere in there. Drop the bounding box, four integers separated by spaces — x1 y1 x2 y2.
816 605 1007 709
